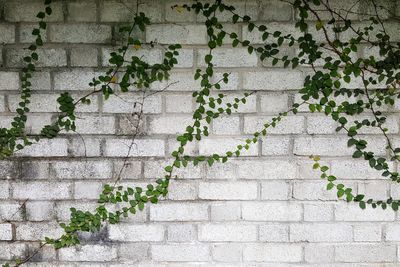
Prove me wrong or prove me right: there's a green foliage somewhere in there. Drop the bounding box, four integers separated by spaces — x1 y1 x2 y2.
2 0 400 265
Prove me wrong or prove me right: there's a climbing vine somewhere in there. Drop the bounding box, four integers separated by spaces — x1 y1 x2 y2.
1 0 400 265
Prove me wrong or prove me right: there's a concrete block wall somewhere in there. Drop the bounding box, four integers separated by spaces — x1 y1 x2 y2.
0 0 399 265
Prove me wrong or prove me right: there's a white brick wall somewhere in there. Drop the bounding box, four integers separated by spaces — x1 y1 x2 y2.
0 0 399 265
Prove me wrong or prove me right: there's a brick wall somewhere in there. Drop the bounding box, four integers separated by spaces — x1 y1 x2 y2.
0 0 400 265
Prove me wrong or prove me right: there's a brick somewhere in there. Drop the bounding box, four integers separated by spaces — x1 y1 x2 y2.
30 71 51 90
354 224 382 242
50 24 111 43
0 243 26 260
197 0 258 22
0 24 15 43
168 181 197 200
199 181 258 200
211 72 240 91
59 245 118 262
146 24 207 44
102 47 163 66
0 202 23 221
150 203 208 221
118 243 149 262
304 203 333 221
13 182 72 200
290 223 352 242
335 244 396 263
0 224 12 241
242 202 302 221
19 23 47 43
103 93 162 114
16 222 63 241
0 181 10 199
54 70 99 91
74 115 116 134
335 203 395 221
260 0 293 21
198 48 258 67
165 93 193 113
331 160 394 179
100 0 137 22
262 136 291 155
167 138 197 156
151 244 210 262
293 181 341 200
294 136 387 156
4 0 63 22
259 224 289 242
243 244 302 262
109 224 164 242
261 181 290 200
167 224 196 242
55 201 99 221
0 95 4 112
210 202 241 221
26 201 54 221
74 182 103 200
199 223 257 242
15 139 68 157
217 93 257 113
260 93 289 113
244 115 305 134
144 159 202 179
243 70 304 90
8 94 59 112
199 137 258 156
0 72 20 90
67 0 97 22
206 159 297 180
51 160 113 179
104 138 165 157
243 23 301 44
69 137 102 157
358 181 388 199
113 160 142 180
6 48 67 67
305 244 335 263
71 47 98 67
165 1 196 22
212 243 243 262
212 116 241 135
148 115 192 134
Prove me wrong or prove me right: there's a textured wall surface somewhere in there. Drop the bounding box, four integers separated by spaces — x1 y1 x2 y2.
0 0 400 266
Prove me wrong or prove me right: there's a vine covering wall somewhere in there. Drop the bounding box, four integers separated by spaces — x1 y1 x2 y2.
0 0 400 265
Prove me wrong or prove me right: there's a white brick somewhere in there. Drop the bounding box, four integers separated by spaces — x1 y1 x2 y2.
144 159 202 179
244 115 305 134
210 202 241 221
243 23 301 44
151 71 199 91
117 243 149 262
0 72 20 90
151 244 210 262
167 224 196 242
262 136 291 155
109 224 164 241
16 222 63 241
259 224 289 242
6 48 67 67
0 24 15 43
55 201 99 221
148 115 192 134
212 243 243 262
146 24 207 44
242 202 302 221
74 182 103 200
331 160 393 179
305 244 335 263
150 203 208 221
290 223 352 242
69 137 102 157
102 47 163 66
0 224 12 241
19 23 47 43
26 201 54 221
304 203 333 221
168 182 197 200
199 137 258 156
0 181 10 199
243 70 303 90
385 224 400 241
358 181 388 199
260 93 289 113
104 139 165 157
0 202 23 221
199 223 257 242
335 203 395 221
113 160 142 180
213 116 241 135
50 24 111 43
294 136 387 156
354 224 382 242
74 115 116 134
15 139 68 157
51 160 113 179
5 1 64 22
100 0 162 23
260 0 293 21
261 181 290 200
54 70 99 91
0 243 26 261
0 95 5 112
198 48 258 67
67 0 97 22
199 182 258 200
335 244 396 263
217 93 257 113
293 181 340 200
71 47 98 67
243 244 302 262
103 94 162 114
165 1 196 22
211 72 240 91
165 94 193 113
59 245 117 262
13 182 72 200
